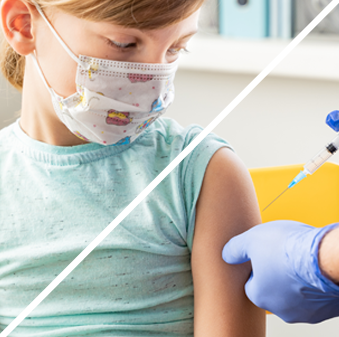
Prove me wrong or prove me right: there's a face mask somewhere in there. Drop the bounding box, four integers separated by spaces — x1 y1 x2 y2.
32 4 179 146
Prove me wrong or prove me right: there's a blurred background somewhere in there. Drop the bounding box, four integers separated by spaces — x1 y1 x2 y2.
1 1 339 335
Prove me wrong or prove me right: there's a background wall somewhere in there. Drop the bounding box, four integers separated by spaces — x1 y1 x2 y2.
169 68 339 169
0 79 21 128
1 42 339 337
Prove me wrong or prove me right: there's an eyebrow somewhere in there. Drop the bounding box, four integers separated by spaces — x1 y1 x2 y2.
139 29 198 43
177 30 198 41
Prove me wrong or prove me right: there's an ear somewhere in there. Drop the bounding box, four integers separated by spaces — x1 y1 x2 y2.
1 0 37 55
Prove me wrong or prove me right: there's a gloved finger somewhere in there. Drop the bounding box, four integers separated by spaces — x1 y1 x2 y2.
222 232 251 265
244 272 264 310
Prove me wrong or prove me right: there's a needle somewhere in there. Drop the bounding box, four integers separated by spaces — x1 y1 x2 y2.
262 187 289 212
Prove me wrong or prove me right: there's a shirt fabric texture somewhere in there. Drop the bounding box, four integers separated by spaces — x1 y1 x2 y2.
0 117 232 336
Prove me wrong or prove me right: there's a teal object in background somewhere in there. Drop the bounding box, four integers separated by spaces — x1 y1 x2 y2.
269 0 294 39
280 0 293 39
219 0 269 39
269 0 279 38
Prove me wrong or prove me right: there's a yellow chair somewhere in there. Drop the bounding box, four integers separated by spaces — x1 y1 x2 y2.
249 162 339 227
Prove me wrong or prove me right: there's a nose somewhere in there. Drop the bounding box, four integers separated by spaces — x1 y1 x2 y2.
138 52 168 64
136 43 170 64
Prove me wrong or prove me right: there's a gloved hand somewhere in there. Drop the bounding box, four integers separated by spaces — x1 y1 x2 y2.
222 221 339 323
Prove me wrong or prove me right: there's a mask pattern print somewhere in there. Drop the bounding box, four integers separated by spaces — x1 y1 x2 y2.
49 57 177 146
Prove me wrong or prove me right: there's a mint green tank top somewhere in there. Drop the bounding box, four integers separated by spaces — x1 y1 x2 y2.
0 117 231 336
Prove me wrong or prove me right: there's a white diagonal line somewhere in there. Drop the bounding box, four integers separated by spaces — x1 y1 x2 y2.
2 1 339 335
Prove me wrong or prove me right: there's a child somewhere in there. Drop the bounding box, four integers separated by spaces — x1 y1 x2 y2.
0 0 265 336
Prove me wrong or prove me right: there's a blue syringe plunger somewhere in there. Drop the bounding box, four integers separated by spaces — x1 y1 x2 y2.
288 171 307 189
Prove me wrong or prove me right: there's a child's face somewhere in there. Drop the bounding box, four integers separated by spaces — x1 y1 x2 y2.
33 7 200 97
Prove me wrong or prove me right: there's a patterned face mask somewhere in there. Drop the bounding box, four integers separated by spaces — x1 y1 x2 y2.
32 4 179 146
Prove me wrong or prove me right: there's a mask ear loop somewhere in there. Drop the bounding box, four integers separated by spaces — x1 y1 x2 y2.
30 51 55 96
31 51 78 121
34 3 90 71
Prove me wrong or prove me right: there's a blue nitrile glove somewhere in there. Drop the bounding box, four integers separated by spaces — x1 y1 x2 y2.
222 221 339 323
326 110 339 132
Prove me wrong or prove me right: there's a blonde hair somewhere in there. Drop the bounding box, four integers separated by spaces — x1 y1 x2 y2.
1 0 204 91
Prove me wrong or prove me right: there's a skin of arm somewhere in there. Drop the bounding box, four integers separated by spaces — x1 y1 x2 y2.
192 147 266 337
318 225 339 285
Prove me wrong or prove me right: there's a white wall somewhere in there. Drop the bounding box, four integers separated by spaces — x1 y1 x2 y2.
1 67 339 337
0 78 21 128
168 69 339 169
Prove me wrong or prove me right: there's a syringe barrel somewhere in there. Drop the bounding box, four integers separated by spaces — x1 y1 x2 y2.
304 148 333 174
332 134 339 149
304 134 339 175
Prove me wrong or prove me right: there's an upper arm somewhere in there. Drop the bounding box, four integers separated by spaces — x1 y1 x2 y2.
191 147 266 337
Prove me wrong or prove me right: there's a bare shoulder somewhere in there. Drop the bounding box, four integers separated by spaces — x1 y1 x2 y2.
191 147 265 337
195 147 261 239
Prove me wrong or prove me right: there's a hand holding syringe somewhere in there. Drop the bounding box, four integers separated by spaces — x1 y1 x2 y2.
263 110 339 212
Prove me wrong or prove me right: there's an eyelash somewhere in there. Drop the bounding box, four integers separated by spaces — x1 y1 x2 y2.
169 47 190 55
107 40 190 55
107 40 135 51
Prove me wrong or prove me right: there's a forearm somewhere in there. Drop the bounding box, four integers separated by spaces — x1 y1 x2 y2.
318 225 339 284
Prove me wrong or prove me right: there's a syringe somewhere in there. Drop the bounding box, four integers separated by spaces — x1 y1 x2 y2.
262 133 339 212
